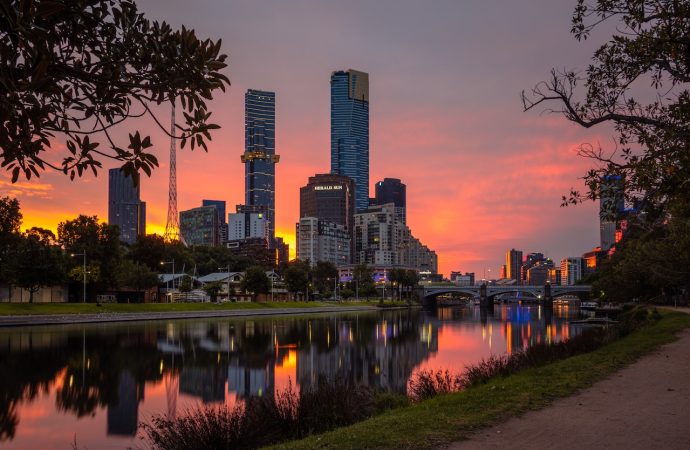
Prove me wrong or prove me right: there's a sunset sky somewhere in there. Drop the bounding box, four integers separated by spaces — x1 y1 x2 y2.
3 0 616 276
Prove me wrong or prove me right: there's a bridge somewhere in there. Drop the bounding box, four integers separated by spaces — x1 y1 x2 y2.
418 283 592 307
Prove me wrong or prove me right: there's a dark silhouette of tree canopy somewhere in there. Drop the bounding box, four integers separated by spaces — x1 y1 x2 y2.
240 265 270 296
0 0 229 184
522 0 690 219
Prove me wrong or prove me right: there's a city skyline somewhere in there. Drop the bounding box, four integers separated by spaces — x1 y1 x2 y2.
3 1 606 276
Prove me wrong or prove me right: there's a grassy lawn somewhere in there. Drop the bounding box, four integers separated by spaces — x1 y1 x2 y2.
271 311 690 450
0 300 408 316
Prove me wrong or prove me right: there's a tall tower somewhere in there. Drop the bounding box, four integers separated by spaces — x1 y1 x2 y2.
330 69 369 212
164 102 181 242
243 89 279 243
108 168 146 244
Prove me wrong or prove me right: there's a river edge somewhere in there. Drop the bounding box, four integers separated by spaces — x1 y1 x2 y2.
268 310 690 450
0 304 418 328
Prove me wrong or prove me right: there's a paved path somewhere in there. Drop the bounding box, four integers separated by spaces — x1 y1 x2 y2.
0 305 382 327
447 324 690 450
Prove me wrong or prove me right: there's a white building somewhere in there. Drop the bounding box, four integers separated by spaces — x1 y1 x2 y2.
296 217 350 267
560 257 583 285
228 211 268 241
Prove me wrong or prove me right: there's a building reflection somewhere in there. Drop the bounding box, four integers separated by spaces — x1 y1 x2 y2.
0 305 579 446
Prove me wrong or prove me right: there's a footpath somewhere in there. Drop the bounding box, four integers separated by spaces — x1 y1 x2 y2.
447 308 690 450
0 305 380 327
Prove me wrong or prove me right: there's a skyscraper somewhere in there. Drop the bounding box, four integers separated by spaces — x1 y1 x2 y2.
180 206 220 246
374 178 406 224
108 168 146 245
599 175 625 251
202 199 227 243
243 89 279 242
506 249 523 284
330 69 369 212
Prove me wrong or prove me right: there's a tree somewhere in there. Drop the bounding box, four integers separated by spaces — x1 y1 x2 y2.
0 197 22 283
0 0 229 184
352 263 375 299
522 0 690 219
240 266 270 298
9 227 65 303
312 261 338 297
202 281 223 303
178 275 192 301
284 261 310 300
114 259 158 291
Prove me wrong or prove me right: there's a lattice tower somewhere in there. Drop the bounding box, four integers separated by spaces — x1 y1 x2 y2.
164 101 181 242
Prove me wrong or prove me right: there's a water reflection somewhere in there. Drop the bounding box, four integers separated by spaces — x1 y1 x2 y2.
0 305 579 449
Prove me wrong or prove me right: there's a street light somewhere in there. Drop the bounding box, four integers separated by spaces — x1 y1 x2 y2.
160 260 175 303
70 252 86 303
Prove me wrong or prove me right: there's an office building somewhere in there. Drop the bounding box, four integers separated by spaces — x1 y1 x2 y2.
296 217 351 267
228 205 269 242
180 205 220 246
243 89 279 242
373 178 406 223
506 249 523 284
203 199 227 243
108 168 146 245
560 257 583 285
330 69 369 212
599 175 625 250
353 203 437 273
274 237 290 266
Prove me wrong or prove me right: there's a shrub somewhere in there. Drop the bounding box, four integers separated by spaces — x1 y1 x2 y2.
408 369 463 402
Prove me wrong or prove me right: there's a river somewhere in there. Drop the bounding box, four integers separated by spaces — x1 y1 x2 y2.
0 304 582 449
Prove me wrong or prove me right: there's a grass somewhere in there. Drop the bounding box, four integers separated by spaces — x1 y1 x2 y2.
269 311 690 450
0 299 411 316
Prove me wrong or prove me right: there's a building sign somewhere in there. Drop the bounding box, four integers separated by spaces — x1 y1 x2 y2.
314 185 343 191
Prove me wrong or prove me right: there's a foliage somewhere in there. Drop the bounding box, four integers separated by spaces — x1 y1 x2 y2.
0 196 22 282
6 227 65 302
140 378 375 450
312 261 337 296
240 266 270 295
202 281 223 302
522 0 690 219
177 275 192 294
114 259 158 290
284 260 310 296
351 263 376 298
0 0 229 183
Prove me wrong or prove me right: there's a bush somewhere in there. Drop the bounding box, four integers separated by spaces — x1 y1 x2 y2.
408 369 463 402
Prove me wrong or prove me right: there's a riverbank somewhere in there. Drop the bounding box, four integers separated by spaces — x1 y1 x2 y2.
0 300 411 327
270 311 690 450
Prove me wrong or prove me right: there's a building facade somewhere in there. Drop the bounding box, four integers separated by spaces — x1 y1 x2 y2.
296 217 351 267
228 206 269 242
506 249 523 284
373 178 406 224
599 174 625 251
243 89 279 242
353 203 437 273
108 168 146 245
202 199 227 244
560 257 583 285
330 69 369 212
180 206 220 246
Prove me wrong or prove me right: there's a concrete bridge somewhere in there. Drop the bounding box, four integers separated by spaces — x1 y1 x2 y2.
418 283 592 307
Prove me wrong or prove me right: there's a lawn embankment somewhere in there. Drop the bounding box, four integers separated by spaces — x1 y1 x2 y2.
271 311 690 450
0 300 408 316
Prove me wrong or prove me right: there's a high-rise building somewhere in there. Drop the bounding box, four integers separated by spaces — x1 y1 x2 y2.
599 175 625 250
243 89 279 242
202 199 227 243
228 206 269 242
560 257 583 285
274 237 290 267
373 178 406 223
296 217 351 267
330 69 369 212
506 249 523 284
180 205 220 246
108 168 146 245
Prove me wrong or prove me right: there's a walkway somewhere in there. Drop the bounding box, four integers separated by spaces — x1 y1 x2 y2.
447 315 690 449
0 305 380 327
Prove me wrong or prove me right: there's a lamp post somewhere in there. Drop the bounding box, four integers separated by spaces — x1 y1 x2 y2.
71 252 86 303
160 260 175 303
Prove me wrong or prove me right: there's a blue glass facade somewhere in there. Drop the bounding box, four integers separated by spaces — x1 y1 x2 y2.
330 70 369 212
243 89 278 242
108 168 146 245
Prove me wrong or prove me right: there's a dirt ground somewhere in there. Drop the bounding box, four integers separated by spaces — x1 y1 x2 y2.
447 326 690 450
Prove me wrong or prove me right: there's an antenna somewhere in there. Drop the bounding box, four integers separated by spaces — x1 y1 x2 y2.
164 99 182 243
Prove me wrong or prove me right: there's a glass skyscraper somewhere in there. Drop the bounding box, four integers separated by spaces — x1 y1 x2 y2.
108 168 145 245
243 89 279 242
330 69 369 212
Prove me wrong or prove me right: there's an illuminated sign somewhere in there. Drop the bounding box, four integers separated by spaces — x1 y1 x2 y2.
314 185 343 191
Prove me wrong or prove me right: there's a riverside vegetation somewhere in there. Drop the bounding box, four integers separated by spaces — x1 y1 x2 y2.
139 306 675 450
